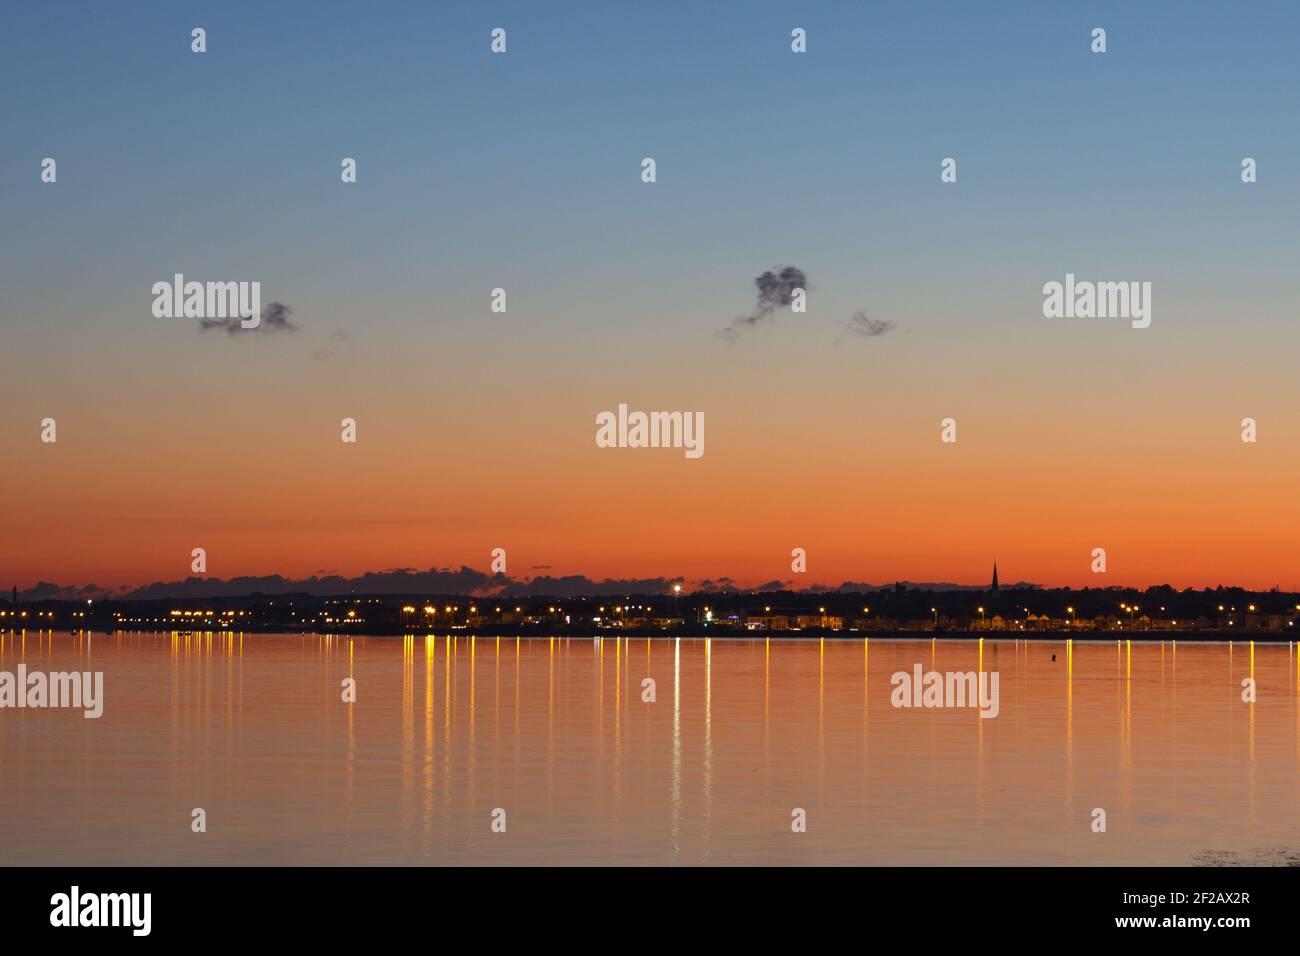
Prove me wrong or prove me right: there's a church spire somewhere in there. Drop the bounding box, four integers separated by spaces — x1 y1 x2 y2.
991 562 999 594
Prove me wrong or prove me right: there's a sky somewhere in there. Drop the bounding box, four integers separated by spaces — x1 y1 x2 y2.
3 1 1299 593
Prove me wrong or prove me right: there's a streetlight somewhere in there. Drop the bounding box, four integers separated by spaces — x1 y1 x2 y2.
1067 606 1075 627
978 606 985 627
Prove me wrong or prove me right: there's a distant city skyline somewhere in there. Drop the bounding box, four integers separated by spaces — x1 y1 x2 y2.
6 573 1295 639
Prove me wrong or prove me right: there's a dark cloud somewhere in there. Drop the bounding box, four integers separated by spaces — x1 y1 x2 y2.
113 568 684 601
18 581 118 601
497 575 678 598
124 567 491 600
200 302 297 336
845 311 896 337
16 571 1042 602
721 266 807 341
695 577 743 593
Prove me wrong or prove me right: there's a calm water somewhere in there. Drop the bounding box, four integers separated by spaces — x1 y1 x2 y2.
1 631 1298 866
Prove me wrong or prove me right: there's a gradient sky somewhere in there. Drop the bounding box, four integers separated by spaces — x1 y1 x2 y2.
3 1 1300 592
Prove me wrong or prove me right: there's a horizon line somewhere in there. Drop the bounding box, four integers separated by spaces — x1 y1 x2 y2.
9 567 1300 603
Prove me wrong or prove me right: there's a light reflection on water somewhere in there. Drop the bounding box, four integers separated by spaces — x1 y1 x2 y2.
0 631 1298 866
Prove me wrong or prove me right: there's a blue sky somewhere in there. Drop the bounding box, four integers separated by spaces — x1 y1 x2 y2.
6 0 1299 344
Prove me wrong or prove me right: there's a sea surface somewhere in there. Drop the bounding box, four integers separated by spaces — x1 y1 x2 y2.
1 631 1297 866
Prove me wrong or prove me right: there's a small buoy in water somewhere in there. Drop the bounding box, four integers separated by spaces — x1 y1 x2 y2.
1051 653 1057 662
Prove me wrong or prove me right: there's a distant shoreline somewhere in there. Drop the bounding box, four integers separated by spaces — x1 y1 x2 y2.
73 627 1299 644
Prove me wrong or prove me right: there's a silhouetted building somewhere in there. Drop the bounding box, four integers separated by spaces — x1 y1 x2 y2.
990 562 999 595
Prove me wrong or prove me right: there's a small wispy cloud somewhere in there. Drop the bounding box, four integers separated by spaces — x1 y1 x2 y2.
720 266 807 341
199 302 297 336
311 329 352 361
844 310 896 338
